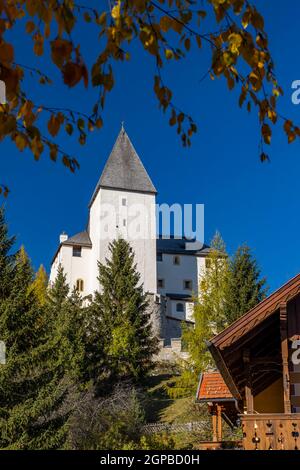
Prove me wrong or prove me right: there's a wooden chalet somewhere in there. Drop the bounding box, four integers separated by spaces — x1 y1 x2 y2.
207 273 300 450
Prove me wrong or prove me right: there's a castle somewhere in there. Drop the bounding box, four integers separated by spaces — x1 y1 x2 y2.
50 127 210 358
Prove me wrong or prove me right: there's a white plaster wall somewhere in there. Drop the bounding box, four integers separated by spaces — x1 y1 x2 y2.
157 253 199 296
89 189 102 294
186 301 194 321
49 245 92 298
167 299 194 322
169 300 185 320
89 187 157 294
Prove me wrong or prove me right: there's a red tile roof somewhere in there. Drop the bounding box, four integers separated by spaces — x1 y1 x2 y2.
197 371 234 401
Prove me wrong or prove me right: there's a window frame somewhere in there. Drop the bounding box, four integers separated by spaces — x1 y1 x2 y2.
76 278 84 292
176 302 184 313
173 255 180 266
183 279 193 290
72 245 82 257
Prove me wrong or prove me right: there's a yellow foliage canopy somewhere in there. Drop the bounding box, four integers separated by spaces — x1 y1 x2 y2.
0 0 298 191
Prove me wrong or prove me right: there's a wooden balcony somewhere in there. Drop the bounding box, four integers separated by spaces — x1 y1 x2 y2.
241 413 300 450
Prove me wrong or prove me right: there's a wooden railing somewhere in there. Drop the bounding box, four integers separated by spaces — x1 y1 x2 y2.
241 413 300 450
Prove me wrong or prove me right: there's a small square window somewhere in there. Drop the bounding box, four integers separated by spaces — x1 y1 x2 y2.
157 279 165 289
122 198 127 206
173 255 180 265
183 280 192 290
73 246 82 257
157 253 163 262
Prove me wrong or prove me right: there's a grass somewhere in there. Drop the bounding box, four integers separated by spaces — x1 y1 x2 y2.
143 373 197 423
142 372 212 449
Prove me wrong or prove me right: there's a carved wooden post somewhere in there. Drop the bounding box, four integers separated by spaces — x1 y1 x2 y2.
280 302 291 413
217 405 222 441
243 349 254 413
211 404 218 442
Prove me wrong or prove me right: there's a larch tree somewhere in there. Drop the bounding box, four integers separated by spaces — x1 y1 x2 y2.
29 264 48 306
0 1 299 194
224 244 267 324
170 231 230 396
88 238 158 388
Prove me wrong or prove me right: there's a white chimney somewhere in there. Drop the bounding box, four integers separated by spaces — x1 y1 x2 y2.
60 232 68 243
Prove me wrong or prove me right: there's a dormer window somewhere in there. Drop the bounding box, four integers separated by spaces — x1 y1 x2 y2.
73 246 82 257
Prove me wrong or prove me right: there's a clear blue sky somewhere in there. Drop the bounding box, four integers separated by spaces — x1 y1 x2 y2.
1 1 300 293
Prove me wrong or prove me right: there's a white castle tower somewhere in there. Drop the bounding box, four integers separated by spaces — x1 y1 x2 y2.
50 126 157 297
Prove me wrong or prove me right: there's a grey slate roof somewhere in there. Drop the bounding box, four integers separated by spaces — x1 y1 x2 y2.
63 231 92 247
89 128 157 206
157 236 210 256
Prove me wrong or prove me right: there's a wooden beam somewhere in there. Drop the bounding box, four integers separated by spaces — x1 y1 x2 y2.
280 303 291 413
250 356 282 365
243 349 254 413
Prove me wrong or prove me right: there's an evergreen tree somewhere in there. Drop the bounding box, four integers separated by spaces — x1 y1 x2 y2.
0 247 50 448
224 245 268 324
0 253 83 449
46 265 85 382
88 239 158 386
0 206 16 301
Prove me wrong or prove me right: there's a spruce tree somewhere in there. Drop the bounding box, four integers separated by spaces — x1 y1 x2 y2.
88 238 158 386
28 265 85 449
0 253 83 449
0 247 50 448
0 206 16 300
224 245 267 324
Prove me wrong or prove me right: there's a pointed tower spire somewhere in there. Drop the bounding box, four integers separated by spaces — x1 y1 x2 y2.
89 128 157 206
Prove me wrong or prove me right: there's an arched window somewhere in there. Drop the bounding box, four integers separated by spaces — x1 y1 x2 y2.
76 279 84 292
176 302 184 313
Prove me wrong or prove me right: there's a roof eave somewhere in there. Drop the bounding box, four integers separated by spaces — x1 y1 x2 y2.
89 184 157 208
206 340 242 401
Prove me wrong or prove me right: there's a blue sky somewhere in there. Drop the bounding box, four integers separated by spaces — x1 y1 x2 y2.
1 1 300 293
